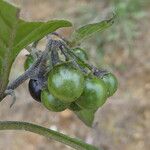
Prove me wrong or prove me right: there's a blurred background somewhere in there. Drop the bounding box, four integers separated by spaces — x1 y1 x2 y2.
0 0 150 150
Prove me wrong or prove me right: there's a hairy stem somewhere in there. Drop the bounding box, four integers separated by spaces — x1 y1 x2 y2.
0 121 98 150
61 42 108 77
6 38 53 91
6 54 43 90
62 43 93 71
51 49 59 66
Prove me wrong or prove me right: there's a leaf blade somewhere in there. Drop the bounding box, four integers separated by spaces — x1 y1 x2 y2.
13 19 72 54
71 15 115 44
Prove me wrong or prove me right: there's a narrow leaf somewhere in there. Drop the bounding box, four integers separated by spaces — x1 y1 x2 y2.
71 15 115 44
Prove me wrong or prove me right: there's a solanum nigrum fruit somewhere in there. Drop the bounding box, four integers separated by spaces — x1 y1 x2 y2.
24 54 34 71
41 89 69 112
102 73 118 96
28 79 42 102
68 102 82 111
73 48 88 61
48 63 85 103
76 76 108 110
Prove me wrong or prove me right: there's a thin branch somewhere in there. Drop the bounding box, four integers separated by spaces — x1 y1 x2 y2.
61 42 93 70
6 53 43 90
6 38 52 91
0 121 98 150
61 42 108 77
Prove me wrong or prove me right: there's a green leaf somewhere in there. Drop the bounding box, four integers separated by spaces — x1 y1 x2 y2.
71 15 115 45
0 0 72 100
75 109 95 127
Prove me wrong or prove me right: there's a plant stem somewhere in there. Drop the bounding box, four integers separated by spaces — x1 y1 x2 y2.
62 43 93 71
6 53 43 90
6 38 53 91
0 121 98 150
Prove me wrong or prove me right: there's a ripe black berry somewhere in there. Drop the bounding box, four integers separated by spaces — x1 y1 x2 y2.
28 79 42 102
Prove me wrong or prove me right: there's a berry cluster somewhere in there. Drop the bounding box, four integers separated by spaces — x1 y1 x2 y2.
25 41 118 114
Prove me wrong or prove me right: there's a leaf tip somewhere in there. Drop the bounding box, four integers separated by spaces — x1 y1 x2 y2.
106 13 116 25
